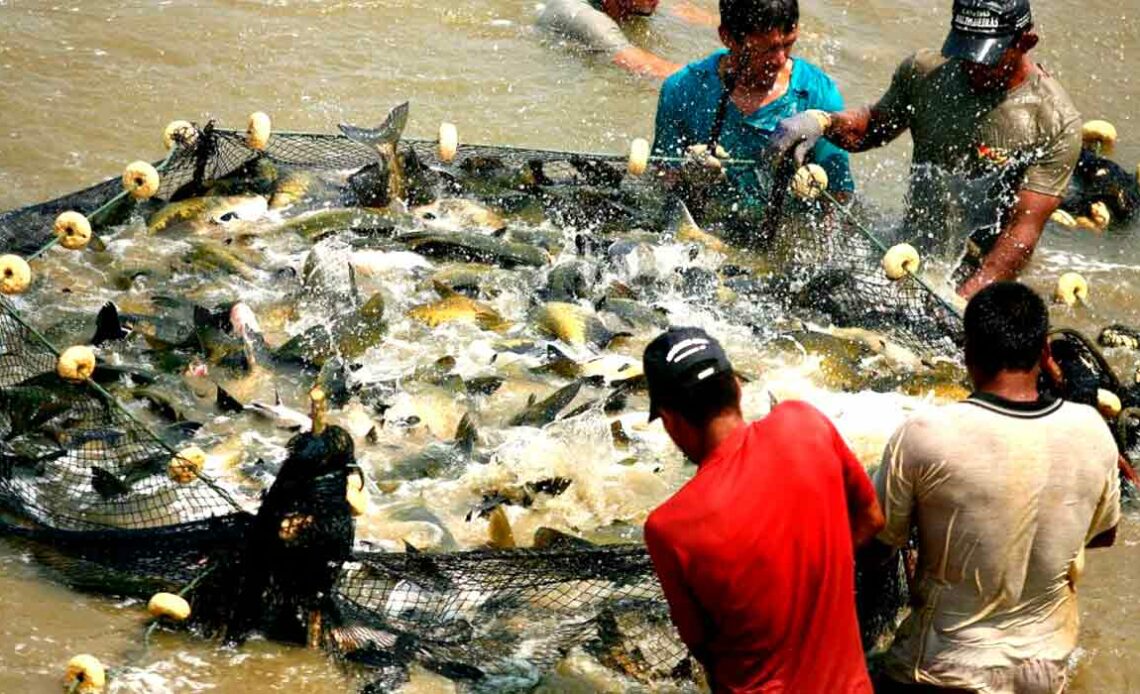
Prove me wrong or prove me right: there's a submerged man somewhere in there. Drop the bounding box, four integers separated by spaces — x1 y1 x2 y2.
652 0 853 212
642 327 883 692
874 282 1119 693
769 0 1080 299
537 0 716 79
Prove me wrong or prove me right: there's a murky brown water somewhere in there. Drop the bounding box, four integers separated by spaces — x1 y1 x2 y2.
1 0 1138 691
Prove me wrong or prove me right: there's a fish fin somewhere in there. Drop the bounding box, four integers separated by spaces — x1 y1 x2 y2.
533 527 593 550
88 234 107 253
216 385 245 413
769 390 780 409
348 263 362 309
403 540 420 554
526 393 537 407
487 505 516 549
92 302 130 346
431 279 459 299
338 102 410 148
90 466 130 499
454 412 477 456
274 388 282 407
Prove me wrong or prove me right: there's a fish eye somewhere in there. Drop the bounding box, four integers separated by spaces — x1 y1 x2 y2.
218 211 240 223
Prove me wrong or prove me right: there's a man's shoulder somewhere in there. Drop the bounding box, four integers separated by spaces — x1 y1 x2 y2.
1024 66 1082 133
904 48 950 78
790 58 841 91
662 50 723 94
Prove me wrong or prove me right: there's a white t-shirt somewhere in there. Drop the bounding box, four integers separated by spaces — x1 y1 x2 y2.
536 0 632 54
874 393 1121 694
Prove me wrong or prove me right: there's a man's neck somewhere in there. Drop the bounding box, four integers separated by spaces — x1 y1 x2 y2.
1005 55 1036 91
695 412 746 465
718 57 791 114
974 368 1041 403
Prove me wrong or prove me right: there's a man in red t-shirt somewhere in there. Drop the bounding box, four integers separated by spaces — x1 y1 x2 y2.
642 327 884 692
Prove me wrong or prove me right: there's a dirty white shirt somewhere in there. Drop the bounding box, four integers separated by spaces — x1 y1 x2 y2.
874 393 1120 694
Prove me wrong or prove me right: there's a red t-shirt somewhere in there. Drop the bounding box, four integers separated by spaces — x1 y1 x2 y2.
644 401 875 693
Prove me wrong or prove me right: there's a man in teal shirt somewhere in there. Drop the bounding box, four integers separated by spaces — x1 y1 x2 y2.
652 0 853 209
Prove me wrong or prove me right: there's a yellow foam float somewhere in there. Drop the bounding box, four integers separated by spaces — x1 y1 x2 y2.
438 122 458 163
54 211 93 251
57 345 96 383
627 137 650 177
1081 119 1117 156
1049 209 1077 228
792 163 828 200
168 446 206 484
247 111 271 151
162 120 197 151
882 243 920 281
1054 272 1089 307
1097 389 1122 418
148 592 191 622
63 654 106 694
0 254 32 295
122 161 160 200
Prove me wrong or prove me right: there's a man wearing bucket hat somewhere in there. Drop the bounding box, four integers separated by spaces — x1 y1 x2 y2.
641 327 884 691
767 0 1081 300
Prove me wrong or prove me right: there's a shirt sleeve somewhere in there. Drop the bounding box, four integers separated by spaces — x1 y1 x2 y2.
644 514 709 655
874 422 917 548
872 54 918 135
1021 111 1081 198
537 0 632 54
652 76 690 160
808 70 855 193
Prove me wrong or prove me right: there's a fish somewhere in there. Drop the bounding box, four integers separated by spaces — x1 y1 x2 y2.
407 282 508 331
412 198 506 233
278 207 401 243
594 296 669 330
400 230 549 268
340 102 411 208
147 195 269 235
386 413 479 481
544 260 598 302
1098 324 1140 351
248 392 314 431
530 302 629 349
508 380 583 427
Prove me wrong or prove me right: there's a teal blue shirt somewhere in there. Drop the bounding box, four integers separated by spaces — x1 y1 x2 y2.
652 50 855 204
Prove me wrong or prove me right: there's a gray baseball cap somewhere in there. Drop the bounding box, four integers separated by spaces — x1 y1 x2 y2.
942 0 1032 67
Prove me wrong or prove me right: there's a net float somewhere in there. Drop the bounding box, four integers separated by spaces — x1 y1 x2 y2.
162 120 197 150
627 137 650 177
1049 209 1077 228
438 122 459 163
63 654 106 694
247 111 272 151
1054 272 1089 306
168 446 206 484
882 243 920 281
1081 119 1117 156
54 211 93 251
57 345 96 382
147 592 191 622
1089 201 1111 230
1097 389 1122 418
279 513 314 542
346 472 369 517
0 254 32 295
122 161 160 200
792 163 828 200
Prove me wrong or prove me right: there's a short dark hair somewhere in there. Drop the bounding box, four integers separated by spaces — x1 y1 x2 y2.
719 0 799 40
963 282 1048 376
659 371 742 427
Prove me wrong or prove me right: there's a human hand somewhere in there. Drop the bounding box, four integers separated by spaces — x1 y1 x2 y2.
767 110 831 165
677 143 727 190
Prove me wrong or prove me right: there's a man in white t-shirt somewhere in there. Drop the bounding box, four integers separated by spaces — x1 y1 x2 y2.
873 281 1120 694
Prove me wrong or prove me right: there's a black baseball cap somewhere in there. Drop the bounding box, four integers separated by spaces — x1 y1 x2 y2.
643 327 735 421
942 0 1032 67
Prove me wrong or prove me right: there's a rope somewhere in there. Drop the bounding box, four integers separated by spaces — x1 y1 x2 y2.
141 564 217 651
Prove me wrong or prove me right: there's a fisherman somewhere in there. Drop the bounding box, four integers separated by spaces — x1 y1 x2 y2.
536 0 717 79
872 282 1120 693
641 327 883 692
768 0 1081 299
651 0 854 213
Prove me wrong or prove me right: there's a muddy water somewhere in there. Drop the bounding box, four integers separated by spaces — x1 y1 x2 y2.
1 0 1139 692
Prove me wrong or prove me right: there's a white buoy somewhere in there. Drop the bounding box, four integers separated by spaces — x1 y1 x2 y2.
438 122 458 163
247 111 272 151
882 243 920 281
0 254 32 295
122 161 160 200
57 345 96 382
791 163 828 200
627 138 650 177
54 211 93 251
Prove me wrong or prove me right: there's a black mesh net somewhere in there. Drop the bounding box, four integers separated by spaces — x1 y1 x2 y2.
0 120 925 690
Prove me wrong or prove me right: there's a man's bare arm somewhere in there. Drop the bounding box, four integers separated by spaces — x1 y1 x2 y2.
670 1 718 26
826 106 910 153
851 496 886 549
956 189 1061 299
613 47 681 79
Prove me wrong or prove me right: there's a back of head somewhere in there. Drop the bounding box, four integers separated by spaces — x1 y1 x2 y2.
719 0 798 41
964 282 1048 377
667 370 742 428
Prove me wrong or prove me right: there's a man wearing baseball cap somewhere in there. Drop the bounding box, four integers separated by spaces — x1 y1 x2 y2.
642 327 885 692
767 0 1081 301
